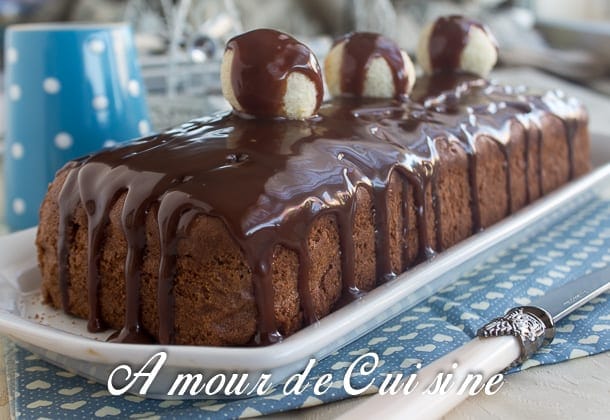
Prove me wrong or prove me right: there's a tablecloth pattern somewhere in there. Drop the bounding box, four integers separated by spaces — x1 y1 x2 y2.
4 194 610 419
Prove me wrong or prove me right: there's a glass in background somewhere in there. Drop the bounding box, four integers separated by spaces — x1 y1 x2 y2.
125 0 242 129
532 0 610 22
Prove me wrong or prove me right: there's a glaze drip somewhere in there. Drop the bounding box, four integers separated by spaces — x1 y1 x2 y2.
55 74 585 345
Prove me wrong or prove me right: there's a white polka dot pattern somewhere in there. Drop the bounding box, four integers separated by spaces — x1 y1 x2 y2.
4 26 152 231
10 142 24 159
9 84 21 101
7 47 18 64
138 120 151 136
12 198 26 215
43 78 61 94
92 95 109 111
54 132 73 150
88 39 106 54
128 80 140 97
103 140 117 148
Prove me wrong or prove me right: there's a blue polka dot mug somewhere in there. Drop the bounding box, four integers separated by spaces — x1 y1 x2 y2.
4 23 152 231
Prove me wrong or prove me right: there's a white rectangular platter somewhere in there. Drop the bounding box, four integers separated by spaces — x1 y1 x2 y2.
1 164 609 399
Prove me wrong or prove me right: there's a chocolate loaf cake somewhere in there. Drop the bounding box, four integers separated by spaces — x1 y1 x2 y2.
36 26 590 347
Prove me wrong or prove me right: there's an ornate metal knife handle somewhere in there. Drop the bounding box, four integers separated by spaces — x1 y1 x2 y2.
476 306 555 366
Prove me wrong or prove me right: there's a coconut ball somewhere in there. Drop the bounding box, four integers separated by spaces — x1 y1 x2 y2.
324 32 416 99
220 29 323 120
417 15 498 77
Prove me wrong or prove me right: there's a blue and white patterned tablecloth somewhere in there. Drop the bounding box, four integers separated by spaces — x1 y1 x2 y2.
3 193 610 419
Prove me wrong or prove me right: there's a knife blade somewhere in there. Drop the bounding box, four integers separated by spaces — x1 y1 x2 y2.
339 266 610 420
534 267 610 322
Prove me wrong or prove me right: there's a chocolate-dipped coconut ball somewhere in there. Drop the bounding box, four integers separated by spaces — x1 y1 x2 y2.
417 15 498 77
221 28 324 120
324 32 416 99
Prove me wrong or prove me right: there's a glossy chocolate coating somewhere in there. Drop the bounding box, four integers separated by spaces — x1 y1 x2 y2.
55 73 584 345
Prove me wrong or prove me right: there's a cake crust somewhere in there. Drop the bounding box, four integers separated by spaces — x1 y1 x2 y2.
37 74 590 346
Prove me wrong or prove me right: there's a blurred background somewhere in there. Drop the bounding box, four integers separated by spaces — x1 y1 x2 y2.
0 0 609 232
1 0 609 128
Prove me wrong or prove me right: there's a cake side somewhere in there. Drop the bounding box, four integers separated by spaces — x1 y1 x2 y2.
35 22 592 347
36 90 590 345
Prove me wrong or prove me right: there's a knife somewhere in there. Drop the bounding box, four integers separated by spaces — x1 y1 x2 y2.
339 266 610 420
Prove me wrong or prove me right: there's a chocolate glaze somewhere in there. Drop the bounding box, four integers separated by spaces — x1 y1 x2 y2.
55 73 585 345
428 15 498 73
227 29 323 117
337 32 407 98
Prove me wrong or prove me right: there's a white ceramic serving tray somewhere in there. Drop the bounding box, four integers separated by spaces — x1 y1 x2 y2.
1 164 610 400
